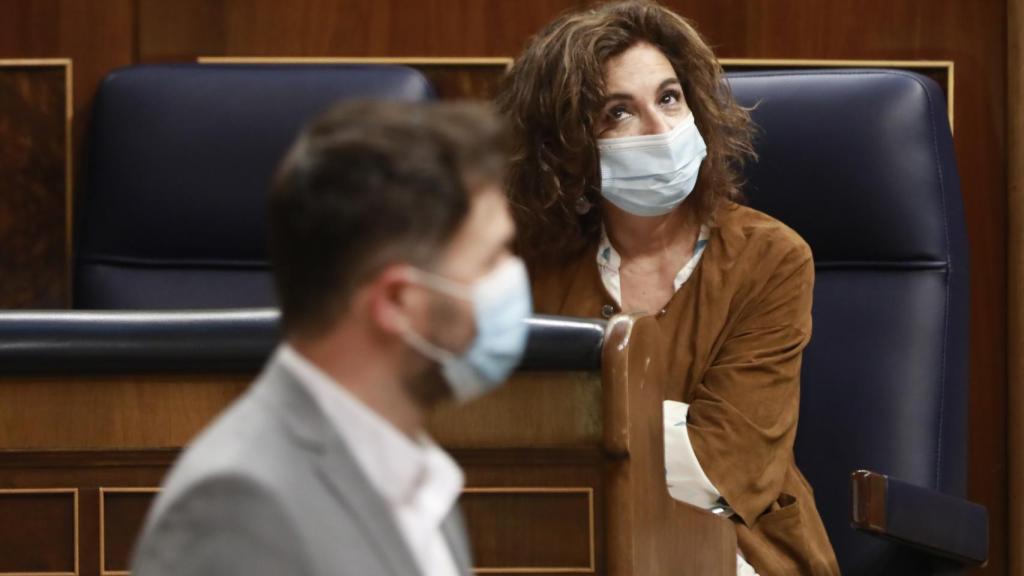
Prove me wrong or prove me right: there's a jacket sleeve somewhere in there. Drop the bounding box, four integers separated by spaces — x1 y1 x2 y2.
131 474 314 576
685 239 814 527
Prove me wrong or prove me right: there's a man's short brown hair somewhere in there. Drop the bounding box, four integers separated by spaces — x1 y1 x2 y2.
268 100 506 335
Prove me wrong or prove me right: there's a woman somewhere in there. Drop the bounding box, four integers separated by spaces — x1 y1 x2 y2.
497 2 839 575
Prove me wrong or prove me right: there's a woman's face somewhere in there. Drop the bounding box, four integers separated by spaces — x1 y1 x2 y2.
595 41 691 139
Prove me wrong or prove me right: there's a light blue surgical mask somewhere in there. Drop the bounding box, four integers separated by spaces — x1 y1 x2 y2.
401 257 532 402
598 112 707 217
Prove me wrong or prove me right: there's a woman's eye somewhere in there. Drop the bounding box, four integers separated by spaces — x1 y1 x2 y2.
660 90 681 106
607 106 629 121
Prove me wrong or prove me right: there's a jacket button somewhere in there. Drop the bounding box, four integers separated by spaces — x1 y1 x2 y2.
601 304 616 319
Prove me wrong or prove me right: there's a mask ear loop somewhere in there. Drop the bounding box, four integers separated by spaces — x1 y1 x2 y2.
398 268 472 364
406 268 473 302
400 322 459 365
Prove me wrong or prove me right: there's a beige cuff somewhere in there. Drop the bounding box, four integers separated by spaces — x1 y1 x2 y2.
663 400 722 509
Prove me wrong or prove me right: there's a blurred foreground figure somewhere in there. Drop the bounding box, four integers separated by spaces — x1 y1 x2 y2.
132 100 531 576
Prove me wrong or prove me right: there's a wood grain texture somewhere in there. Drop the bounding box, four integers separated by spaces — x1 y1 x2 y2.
138 0 584 61
0 489 77 573
851 470 888 533
429 372 602 449
0 63 68 308
101 489 158 573
0 449 605 576
0 375 249 450
456 447 608 575
1008 0 1024 572
462 489 594 571
0 0 135 309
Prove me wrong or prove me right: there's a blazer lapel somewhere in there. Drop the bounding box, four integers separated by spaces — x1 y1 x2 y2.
315 438 423 576
262 359 423 576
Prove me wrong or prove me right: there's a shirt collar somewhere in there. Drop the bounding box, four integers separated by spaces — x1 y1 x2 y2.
597 224 711 307
276 344 464 520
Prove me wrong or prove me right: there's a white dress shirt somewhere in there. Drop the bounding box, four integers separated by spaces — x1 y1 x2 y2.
597 226 759 576
278 345 464 576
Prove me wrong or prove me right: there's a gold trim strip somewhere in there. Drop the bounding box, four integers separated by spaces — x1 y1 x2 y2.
99 488 161 576
0 488 79 576
199 56 514 69
720 58 954 68
463 486 596 574
0 59 73 67
64 61 73 308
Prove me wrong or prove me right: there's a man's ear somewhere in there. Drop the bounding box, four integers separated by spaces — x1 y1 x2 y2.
363 264 416 337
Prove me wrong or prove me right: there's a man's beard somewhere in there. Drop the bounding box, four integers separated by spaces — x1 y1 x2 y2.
404 361 452 409
402 295 465 409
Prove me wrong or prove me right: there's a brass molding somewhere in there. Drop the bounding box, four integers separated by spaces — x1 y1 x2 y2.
463 486 596 574
98 487 160 576
0 488 79 576
0 59 74 306
198 56 513 71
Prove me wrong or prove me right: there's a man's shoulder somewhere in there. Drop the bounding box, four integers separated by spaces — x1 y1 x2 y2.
133 374 324 574
152 373 316 518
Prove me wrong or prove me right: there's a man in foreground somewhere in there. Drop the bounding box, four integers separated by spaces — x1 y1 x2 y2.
131 100 532 576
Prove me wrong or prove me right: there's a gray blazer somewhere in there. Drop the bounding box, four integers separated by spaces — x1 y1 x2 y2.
131 358 474 576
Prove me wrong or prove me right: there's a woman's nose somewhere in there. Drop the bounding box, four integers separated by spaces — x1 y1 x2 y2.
640 111 674 136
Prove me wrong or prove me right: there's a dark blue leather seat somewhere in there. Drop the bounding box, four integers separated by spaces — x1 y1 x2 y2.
75 64 434 309
728 69 980 574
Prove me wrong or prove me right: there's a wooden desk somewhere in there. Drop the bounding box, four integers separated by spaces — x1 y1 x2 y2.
0 315 735 575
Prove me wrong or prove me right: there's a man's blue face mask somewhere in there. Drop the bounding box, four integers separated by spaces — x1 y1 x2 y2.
401 257 533 402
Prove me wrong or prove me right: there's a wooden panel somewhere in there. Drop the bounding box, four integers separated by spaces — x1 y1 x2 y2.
138 0 585 61
429 372 602 449
100 489 158 575
457 448 608 574
200 56 513 101
0 0 135 309
0 376 248 450
1010 0 1024 571
0 489 77 574
0 61 70 309
1 449 605 576
0 450 176 576
462 488 594 573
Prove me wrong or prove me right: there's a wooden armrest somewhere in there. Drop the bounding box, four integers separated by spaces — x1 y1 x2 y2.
851 470 988 565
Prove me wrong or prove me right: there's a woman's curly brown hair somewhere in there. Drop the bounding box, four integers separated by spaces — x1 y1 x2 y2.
497 0 756 265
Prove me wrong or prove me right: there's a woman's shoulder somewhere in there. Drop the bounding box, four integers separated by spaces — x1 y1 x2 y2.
526 245 599 314
713 203 813 265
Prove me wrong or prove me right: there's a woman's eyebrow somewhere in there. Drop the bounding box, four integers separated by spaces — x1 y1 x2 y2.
658 77 681 90
603 92 634 104
604 77 681 104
